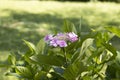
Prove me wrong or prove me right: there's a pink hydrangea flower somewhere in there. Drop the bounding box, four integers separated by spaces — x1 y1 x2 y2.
67 32 78 42
50 39 58 47
56 40 67 47
44 34 53 42
44 32 78 47
55 33 68 40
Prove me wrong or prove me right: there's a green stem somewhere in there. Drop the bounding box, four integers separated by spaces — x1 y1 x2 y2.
62 48 67 66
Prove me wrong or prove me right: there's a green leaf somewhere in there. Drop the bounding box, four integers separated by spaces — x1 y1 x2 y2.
66 41 78 53
23 40 36 54
87 47 105 63
116 52 120 68
15 66 33 79
75 32 97 49
63 61 86 80
105 27 120 38
23 55 35 64
82 76 92 80
30 54 65 66
95 32 114 47
8 53 16 65
62 20 76 33
116 71 120 79
5 72 21 78
76 17 82 36
106 52 120 79
102 43 117 63
80 38 94 58
73 38 94 63
50 72 65 80
36 39 45 54
71 32 97 63
34 71 47 80
106 63 116 79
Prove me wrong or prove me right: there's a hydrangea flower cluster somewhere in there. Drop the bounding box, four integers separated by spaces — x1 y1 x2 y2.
44 32 78 47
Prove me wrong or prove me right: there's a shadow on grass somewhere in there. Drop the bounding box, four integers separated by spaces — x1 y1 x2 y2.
1 9 120 51
0 9 90 52
0 26 42 52
1 9 90 31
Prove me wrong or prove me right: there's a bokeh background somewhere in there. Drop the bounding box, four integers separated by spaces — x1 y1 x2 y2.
0 0 120 80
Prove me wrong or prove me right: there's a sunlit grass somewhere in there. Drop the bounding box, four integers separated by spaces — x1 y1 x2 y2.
0 1 120 28
0 1 120 16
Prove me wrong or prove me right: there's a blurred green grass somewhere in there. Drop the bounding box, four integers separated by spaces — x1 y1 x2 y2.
0 1 120 80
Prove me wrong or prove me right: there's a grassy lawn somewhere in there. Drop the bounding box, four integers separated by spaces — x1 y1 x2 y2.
0 1 120 80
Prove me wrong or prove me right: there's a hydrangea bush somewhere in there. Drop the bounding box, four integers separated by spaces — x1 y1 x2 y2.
1 20 120 80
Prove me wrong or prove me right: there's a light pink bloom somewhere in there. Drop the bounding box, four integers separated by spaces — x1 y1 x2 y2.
44 34 53 42
44 32 78 47
67 32 78 42
56 40 67 47
50 39 57 47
